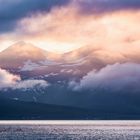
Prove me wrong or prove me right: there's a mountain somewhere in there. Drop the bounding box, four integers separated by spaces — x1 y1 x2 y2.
0 41 125 80
0 97 140 120
0 42 100 77
0 41 122 70
0 42 139 120
0 97 93 120
62 45 126 65
0 41 60 69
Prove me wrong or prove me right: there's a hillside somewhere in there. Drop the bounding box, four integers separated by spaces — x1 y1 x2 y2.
0 98 92 120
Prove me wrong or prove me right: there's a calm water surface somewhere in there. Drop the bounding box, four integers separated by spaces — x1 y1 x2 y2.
0 121 140 140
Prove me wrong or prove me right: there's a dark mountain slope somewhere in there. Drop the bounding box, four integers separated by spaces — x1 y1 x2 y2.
0 98 92 120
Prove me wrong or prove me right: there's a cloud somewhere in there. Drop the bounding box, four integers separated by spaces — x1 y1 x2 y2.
76 0 140 14
17 6 140 43
1 0 140 62
13 5 140 62
0 68 49 90
69 63 140 93
13 79 48 90
20 60 40 71
1 0 140 33
0 0 70 32
29 62 140 111
0 68 20 88
63 63 140 111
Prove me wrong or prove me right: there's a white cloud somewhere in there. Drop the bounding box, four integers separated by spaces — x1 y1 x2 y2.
69 63 140 93
20 60 61 72
20 60 40 71
0 68 20 88
13 79 49 90
0 68 49 90
15 6 140 59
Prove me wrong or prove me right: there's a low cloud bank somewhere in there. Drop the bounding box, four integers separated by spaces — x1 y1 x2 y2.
0 68 48 90
69 63 140 93
13 80 48 90
0 68 20 88
1 63 140 112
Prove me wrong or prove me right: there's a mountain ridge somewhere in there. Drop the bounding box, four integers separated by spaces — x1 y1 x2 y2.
0 41 124 72
0 41 61 69
0 97 92 120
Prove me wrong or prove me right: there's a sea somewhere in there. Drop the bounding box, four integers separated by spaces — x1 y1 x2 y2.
0 121 140 140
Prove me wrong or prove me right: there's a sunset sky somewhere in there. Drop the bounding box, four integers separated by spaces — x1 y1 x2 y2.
0 0 140 53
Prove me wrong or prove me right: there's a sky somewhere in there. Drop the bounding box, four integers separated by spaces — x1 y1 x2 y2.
0 0 140 53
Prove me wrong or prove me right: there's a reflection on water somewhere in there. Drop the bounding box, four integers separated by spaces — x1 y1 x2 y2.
0 121 140 140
